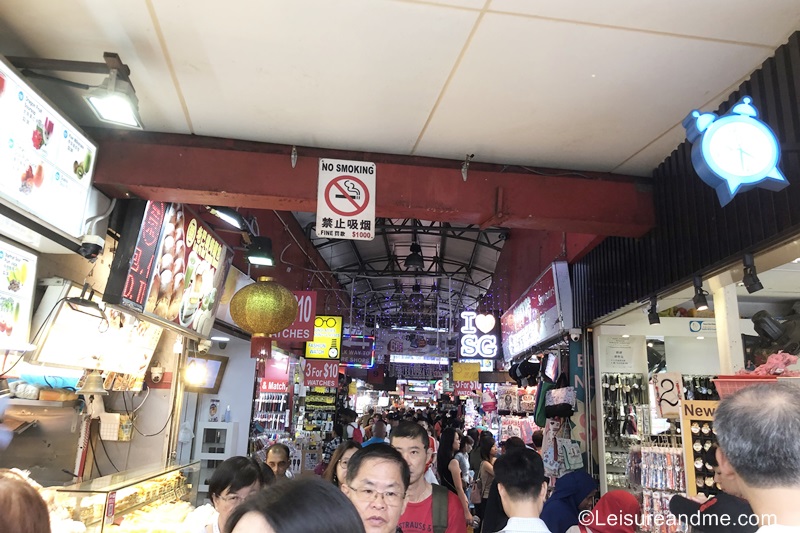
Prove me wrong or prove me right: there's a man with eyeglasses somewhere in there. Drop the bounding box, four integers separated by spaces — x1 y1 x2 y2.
342 443 410 533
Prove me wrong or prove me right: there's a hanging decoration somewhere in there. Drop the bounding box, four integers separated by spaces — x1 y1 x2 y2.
230 276 298 358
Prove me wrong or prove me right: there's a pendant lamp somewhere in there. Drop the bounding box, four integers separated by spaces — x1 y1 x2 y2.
229 276 298 358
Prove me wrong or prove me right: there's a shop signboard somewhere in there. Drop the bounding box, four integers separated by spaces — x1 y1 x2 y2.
459 311 500 359
304 315 343 359
104 202 233 339
303 359 339 388
341 334 375 368
274 291 317 341
260 360 290 393
452 362 480 396
501 262 573 361
316 158 375 241
0 237 36 352
0 55 98 239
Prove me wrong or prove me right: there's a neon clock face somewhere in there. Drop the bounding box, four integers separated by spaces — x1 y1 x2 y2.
683 96 788 207
704 118 778 180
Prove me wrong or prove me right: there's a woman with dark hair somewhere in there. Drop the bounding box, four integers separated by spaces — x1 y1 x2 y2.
475 434 497 527
323 440 362 487
0 470 51 533
187 456 265 533
226 477 366 533
437 428 472 525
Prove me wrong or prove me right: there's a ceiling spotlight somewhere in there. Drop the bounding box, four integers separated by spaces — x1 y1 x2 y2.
84 69 143 129
404 242 424 270
742 253 763 294
461 153 474 182
291 146 298 169
206 206 247 230
648 295 660 325
246 236 274 266
409 282 424 305
693 275 709 311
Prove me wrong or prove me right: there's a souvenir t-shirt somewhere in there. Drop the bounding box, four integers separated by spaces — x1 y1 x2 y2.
397 490 467 533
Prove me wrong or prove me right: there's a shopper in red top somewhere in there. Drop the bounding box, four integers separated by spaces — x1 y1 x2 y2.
391 421 467 533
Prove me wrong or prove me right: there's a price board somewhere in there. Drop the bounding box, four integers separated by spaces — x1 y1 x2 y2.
303 359 339 388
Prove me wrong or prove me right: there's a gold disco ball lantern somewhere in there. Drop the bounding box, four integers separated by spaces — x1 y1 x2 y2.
229 276 298 358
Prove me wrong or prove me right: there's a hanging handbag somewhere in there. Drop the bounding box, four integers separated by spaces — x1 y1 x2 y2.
533 376 556 427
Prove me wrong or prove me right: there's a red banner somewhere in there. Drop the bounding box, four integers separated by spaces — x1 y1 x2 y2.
304 359 339 388
273 291 317 341
260 360 290 393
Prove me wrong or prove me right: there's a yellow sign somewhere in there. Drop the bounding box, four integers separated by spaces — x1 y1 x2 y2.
452 362 480 382
304 315 343 359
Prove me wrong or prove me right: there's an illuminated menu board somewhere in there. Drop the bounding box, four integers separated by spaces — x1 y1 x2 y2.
0 54 97 238
105 202 233 338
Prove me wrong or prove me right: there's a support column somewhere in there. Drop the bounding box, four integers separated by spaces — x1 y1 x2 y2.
712 284 744 374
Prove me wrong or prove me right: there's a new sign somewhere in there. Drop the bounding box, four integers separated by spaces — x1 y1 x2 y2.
683 96 788 207
316 158 375 241
459 311 499 359
500 262 573 361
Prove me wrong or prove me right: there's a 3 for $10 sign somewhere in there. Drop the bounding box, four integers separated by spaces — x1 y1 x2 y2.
304 359 339 388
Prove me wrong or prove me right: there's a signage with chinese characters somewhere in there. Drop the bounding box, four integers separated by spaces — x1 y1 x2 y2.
315 158 375 241
105 202 233 338
683 96 788 207
459 311 500 359
303 359 339 388
501 262 573 361
452 362 480 396
274 291 317 341
0 55 98 239
305 315 343 359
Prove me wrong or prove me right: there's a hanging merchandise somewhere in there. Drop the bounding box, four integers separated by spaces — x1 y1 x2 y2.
541 416 571 477
681 375 719 401
602 372 647 449
496 384 520 412
638 445 686 533
679 399 721 498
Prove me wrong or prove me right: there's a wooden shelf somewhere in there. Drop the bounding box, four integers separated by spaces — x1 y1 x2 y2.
8 398 79 408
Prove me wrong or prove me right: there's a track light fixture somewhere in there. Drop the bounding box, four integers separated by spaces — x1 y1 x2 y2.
461 153 474 182
693 276 709 311
291 146 298 169
648 295 660 325
206 206 247 230
742 253 763 294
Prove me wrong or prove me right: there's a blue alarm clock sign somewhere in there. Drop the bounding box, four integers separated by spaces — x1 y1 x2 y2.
682 96 788 206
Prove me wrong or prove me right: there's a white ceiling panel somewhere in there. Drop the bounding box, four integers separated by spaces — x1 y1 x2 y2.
0 0 191 133
491 0 800 46
151 0 478 151
415 12 777 173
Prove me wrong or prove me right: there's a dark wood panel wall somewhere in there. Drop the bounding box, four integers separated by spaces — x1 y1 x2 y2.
573 31 800 327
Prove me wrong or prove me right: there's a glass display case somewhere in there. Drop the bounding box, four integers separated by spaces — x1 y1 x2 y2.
53 462 199 532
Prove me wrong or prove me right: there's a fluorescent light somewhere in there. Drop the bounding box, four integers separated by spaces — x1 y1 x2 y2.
697 336 705 340
246 236 274 266
622 334 630 338
206 206 246 230
210 336 230 342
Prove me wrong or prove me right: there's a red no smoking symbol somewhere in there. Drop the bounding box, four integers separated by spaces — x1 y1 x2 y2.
324 175 370 217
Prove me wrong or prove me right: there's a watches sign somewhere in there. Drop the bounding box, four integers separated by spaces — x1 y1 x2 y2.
304 315 343 360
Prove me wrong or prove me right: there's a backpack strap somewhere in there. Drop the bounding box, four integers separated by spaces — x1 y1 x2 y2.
431 484 449 533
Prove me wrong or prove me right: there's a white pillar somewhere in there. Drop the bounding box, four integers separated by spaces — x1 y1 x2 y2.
712 284 744 374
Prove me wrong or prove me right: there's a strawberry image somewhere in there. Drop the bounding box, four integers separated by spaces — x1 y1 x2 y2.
0 74 5 96
32 128 43 149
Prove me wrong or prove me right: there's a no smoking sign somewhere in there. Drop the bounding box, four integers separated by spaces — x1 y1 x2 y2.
316 158 376 241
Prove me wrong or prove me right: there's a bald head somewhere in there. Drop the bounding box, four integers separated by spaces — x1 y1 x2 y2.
372 419 387 439
715 382 800 489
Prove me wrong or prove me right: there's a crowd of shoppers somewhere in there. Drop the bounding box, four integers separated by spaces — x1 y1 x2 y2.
7 383 800 533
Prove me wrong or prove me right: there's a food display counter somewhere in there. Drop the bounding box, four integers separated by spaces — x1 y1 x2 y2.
52 462 199 532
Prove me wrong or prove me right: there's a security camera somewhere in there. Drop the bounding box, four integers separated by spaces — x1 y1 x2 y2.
150 364 164 384
218 341 228 350
78 235 105 262
569 328 582 342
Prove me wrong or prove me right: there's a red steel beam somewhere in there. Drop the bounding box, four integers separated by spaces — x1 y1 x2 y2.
90 130 654 238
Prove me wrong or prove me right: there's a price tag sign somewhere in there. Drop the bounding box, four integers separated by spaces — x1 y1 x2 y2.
303 359 339 388
452 362 480 396
654 372 683 418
